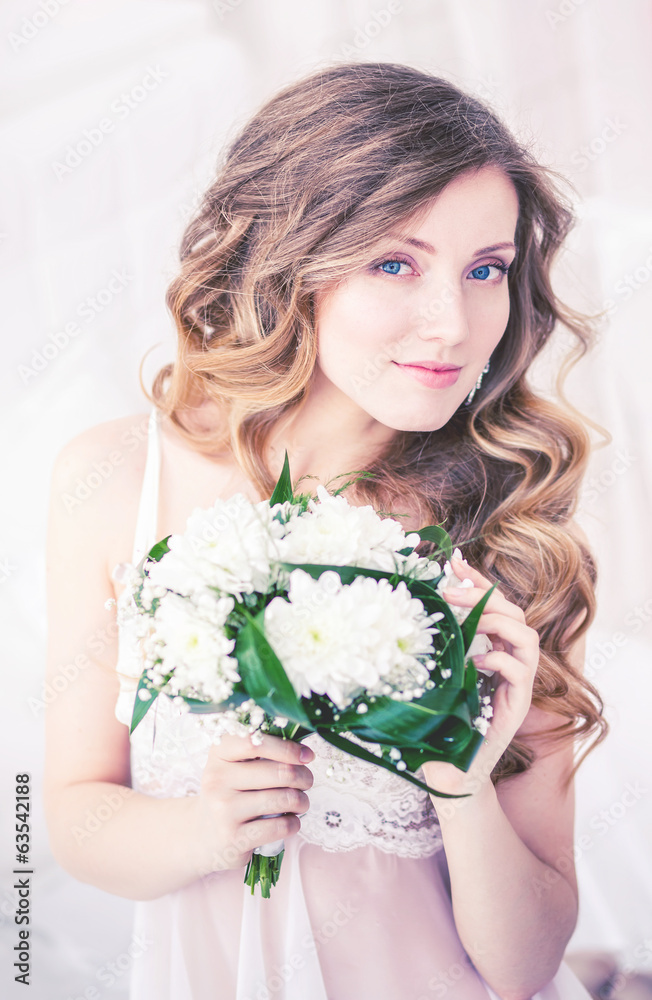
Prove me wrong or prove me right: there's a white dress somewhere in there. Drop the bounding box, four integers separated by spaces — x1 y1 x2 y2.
112 406 593 1000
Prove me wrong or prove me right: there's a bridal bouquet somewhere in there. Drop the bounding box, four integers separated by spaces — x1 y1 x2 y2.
122 456 495 897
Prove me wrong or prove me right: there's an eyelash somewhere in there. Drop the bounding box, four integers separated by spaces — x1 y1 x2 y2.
372 254 512 279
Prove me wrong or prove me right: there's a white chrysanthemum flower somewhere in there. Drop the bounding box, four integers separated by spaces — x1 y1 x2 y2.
263 499 305 532
395 549 442 581
146 494 280 598
277 486 420 574
145 591 239 703
263 569 438 709
436 547 494 673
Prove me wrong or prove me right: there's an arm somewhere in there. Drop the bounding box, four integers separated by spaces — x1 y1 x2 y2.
43 425 313 901
431 708 579 1000
422 555 586 1000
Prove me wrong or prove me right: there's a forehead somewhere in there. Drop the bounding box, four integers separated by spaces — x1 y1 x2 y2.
393 166 520 241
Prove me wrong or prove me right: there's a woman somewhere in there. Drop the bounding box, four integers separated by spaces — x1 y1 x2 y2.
44 62 607 999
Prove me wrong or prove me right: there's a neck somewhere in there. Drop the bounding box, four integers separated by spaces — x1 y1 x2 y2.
266 374 397 489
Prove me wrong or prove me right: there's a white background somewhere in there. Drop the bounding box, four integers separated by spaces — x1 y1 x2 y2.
0 1 650 996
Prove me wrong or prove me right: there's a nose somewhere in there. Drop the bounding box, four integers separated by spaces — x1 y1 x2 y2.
413 278 469 346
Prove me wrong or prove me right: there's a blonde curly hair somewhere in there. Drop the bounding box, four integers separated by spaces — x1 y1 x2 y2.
146 61 608 785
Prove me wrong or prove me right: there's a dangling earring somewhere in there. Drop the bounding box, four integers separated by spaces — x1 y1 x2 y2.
465 361 490 405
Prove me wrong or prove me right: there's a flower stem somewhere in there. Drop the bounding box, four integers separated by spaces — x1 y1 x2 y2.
244 849 285 898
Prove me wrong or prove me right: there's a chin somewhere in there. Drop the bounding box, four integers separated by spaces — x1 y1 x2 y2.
372 408 457 434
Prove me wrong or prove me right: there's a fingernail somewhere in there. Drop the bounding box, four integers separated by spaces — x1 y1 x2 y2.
300 746 313 762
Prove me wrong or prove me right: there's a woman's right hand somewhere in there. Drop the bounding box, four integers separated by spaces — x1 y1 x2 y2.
194 733 315 877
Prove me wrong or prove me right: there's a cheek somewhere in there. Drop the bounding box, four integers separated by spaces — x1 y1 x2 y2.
468 290 511 345
316 286 399 372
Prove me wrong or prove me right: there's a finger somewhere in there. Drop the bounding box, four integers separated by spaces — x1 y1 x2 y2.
442 585 524 622
211 733 315 765
233 787 311 824
227 758 314 792
450 554 492 586
449 559 521 618
239 812 302 852
472 613 538 656
473 649 534 689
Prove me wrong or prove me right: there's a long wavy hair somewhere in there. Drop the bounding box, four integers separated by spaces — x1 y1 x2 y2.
147 61 608 785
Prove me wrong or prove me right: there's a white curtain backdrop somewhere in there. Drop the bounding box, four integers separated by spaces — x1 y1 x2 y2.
1 1 650 996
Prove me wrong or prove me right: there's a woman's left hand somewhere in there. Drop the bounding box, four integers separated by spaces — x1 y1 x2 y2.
421 554 540 801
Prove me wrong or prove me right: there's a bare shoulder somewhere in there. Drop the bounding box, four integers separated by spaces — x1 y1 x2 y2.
49 411 155 582
52 411 153 481
50 411 153 521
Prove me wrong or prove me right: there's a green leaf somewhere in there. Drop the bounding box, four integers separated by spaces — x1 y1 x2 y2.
269 451 294 505
452 726 485 769
335 686 469 743
281 561 390 585
327 469 376 497
317 730 469 800
266 721 315 743
129 674 160 734
146 536 171 563
402 579 466 684
279 562 438 599
415 524 453 562
400 724 485 773
462 657 480 697
461 582 497 653
234 610 310 726
184 690 250 714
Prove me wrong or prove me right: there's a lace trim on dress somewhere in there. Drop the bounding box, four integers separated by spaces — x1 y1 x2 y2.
116 661 443 859
298 732 443 859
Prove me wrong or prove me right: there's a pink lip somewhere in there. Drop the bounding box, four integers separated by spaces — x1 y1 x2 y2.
393 361 461 389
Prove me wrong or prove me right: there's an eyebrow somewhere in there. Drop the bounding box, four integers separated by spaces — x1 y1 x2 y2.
399 236 518 257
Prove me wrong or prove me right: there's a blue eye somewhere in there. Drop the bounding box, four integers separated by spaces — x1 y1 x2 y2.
469 262 510 281
378 259 409 275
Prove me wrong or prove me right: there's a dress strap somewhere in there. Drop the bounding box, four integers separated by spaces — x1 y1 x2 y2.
131 407 161 566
